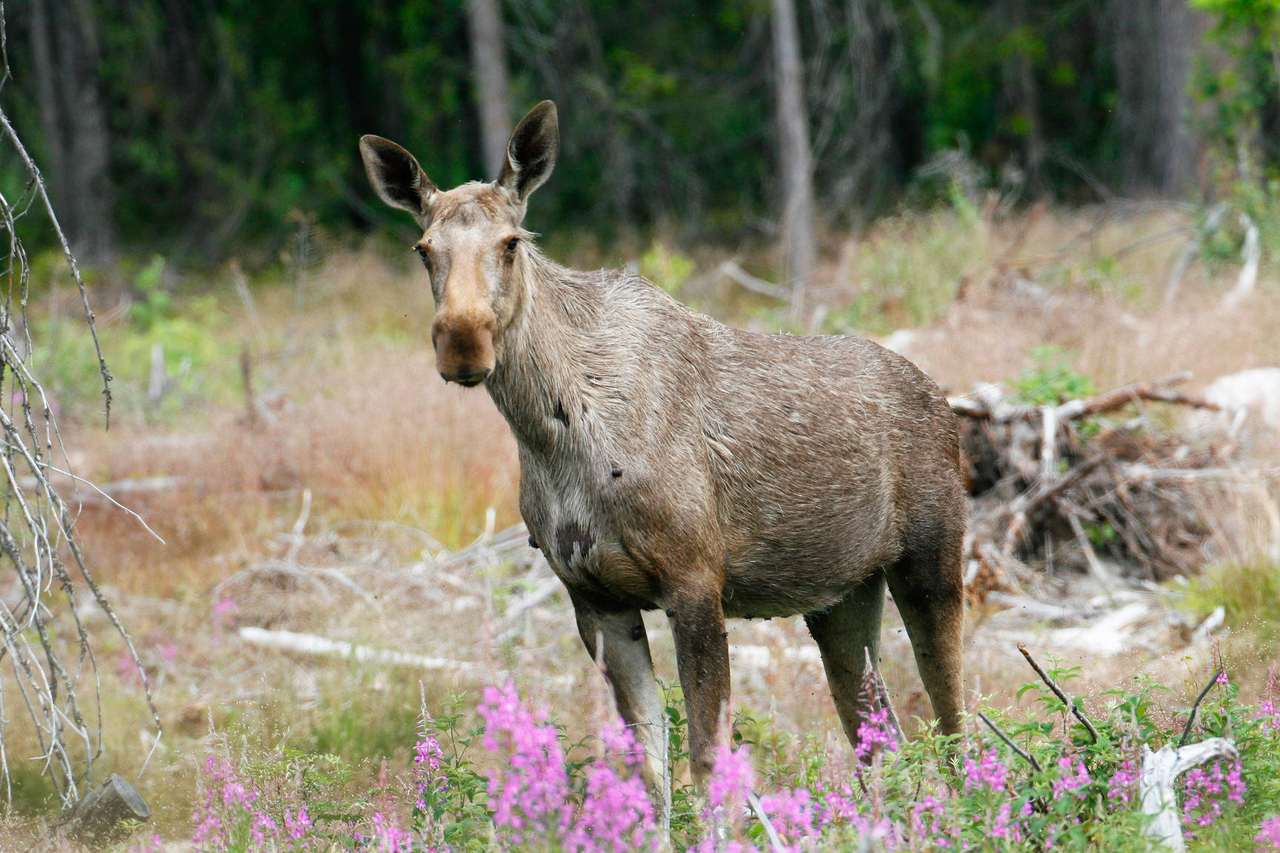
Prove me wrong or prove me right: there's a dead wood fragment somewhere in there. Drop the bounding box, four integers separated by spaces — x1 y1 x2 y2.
1140 738 1238 852
238 626 473 671
949 373 1215 424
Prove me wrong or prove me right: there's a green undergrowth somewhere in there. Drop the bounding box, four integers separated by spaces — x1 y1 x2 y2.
111 662 1280 852
1179 557 1280 651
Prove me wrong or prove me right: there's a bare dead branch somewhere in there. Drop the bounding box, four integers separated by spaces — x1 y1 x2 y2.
1177 668 1224 748
0 7 159 808
977 711 1042 773
1017 643 1100 743
950 373 1214 423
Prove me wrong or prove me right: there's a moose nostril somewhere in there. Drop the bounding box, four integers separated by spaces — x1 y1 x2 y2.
443 366 492 387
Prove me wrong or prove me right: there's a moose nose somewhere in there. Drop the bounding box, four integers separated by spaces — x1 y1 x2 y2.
443 366 492 387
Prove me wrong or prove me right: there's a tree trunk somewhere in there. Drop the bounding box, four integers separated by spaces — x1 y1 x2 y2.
467 0 513 179
1002 0 1047 194
1109 0 1203 195
770 0 816 320
29 0 118 265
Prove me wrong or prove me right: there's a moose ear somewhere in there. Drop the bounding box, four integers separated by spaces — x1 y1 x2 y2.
496 101 559 203
359 135 437 220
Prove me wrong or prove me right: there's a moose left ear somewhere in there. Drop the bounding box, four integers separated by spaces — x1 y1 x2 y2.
496 101 559 203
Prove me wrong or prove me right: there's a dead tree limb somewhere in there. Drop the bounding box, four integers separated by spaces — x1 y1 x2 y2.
0 9 160 808
950 373 1217 423
977 711 1042 773
1017 643 1100 743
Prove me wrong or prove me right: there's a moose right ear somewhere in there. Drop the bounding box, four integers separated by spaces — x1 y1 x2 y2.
359 135 438 220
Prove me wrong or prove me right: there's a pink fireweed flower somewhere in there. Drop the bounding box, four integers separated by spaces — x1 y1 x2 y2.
283 807 312 844
1182 760 1247 832
1051 756 1092 798
1261 698 1279 734
989 801 1026 842
1256 815 1280 852
192 756 270 852
368 812 414 853
757 787 817 850
562 715 658 853
846 813 899 847
411 729 446 813
128 834 165 853
706 743 755 821
910 794 957 843
817 780 861 826
852 706 899 762
212 596 239 634
477 680 571 845
1259 664 1280 734
1107 757 1140 807
963 748 1009 791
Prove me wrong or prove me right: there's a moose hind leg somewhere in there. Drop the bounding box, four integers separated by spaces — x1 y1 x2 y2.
883 545 965 739
804 571 887 753
572 598 672 832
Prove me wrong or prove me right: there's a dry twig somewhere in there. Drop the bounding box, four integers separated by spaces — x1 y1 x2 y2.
977 711 1042 773
1177 668 1224 748
1017 643 1100 743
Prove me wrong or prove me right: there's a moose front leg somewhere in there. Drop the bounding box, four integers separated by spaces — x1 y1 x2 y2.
666 591 731 787
572 597 672 830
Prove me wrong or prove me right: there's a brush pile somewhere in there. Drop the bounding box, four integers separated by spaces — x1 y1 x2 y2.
952 374 1233 594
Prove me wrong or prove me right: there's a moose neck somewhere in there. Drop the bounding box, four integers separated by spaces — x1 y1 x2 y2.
483 248 605 449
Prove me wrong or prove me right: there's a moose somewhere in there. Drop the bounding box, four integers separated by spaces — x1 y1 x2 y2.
359 101 966 826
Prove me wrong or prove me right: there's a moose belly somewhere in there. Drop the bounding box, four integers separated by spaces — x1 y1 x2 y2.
719 542 893 619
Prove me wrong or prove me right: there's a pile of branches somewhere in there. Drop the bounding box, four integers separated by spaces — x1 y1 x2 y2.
952 373 1231 590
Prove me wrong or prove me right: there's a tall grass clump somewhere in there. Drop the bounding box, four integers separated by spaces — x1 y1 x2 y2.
150 661 1280 852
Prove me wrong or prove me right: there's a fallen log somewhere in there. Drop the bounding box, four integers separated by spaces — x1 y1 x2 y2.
238 626 473 671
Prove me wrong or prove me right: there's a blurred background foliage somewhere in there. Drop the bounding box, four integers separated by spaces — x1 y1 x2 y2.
2 0 1278 268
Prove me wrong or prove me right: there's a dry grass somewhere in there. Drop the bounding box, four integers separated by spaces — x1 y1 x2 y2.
7 204 1279 844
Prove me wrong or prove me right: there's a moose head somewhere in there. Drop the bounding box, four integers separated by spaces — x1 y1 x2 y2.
359 101 559 386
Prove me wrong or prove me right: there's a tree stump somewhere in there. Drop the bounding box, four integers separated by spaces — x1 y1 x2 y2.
59 774 151 848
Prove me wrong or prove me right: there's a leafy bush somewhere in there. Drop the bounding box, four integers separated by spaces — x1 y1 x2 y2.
1009 345 1095 406
33 257 235 423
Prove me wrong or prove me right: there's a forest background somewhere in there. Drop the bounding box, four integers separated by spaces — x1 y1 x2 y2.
11 0 1279 272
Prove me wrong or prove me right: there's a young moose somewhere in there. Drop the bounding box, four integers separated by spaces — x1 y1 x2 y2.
360 101 966 824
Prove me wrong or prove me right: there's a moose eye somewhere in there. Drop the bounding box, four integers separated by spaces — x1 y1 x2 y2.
505 237 520 254
413 244 431 271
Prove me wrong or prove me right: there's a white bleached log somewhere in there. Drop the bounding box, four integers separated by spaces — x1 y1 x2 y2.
238 626 472 672
1139 737 1238 852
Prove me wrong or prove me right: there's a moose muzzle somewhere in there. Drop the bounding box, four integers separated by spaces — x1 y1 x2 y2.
431 312 497 386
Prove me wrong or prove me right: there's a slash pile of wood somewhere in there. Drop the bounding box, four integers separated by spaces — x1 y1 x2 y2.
950 373 1231 593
